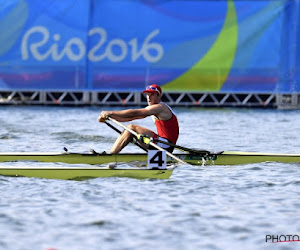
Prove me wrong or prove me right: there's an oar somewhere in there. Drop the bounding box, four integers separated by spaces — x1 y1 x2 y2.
107 117 190 165
104 120 147 152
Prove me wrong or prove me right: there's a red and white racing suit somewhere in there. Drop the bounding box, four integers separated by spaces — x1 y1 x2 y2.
152 103 179 152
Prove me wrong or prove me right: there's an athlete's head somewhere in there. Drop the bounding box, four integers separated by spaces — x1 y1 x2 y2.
143 84 162 105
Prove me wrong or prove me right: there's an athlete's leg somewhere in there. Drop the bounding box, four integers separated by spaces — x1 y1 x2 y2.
110 124 155 154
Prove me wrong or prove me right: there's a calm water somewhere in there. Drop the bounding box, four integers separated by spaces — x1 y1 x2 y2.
0 106 300 250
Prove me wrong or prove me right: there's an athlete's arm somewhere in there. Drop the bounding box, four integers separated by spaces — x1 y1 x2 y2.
98 108 155 122
98 103 171 122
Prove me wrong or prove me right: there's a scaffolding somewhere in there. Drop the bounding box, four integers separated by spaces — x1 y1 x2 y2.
2 89 295 108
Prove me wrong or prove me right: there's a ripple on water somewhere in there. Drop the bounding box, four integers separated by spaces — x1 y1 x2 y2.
50 131 108 143
0 133 19 140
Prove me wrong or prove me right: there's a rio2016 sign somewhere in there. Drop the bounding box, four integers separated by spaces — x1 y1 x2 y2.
21 26 164 63
1 0 294 93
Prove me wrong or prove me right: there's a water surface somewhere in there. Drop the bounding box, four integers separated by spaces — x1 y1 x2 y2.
0 106 300 250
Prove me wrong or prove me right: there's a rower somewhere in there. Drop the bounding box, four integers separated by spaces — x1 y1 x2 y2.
98 84 179 154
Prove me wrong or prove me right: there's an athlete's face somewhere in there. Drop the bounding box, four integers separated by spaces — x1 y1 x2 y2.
146 92 160 105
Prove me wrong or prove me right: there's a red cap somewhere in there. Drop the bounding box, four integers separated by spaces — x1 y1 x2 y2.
142 84 162 95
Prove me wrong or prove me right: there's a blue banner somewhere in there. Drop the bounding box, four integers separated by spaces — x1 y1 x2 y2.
0 0 299 92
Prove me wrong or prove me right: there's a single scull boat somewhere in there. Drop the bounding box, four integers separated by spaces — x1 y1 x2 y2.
0 150 300 166
1 119 299 180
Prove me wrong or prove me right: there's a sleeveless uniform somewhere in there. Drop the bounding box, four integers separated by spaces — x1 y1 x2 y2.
152 103 179 152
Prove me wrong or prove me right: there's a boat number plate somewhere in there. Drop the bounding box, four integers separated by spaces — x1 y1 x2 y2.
148 150 167 169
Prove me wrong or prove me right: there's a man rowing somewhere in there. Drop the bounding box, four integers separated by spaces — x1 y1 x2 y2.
98 84 179 154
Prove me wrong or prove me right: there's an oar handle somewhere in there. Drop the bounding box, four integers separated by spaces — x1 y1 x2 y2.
107 117 190 166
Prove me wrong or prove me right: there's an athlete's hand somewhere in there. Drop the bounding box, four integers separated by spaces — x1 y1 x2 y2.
98 111 111 122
